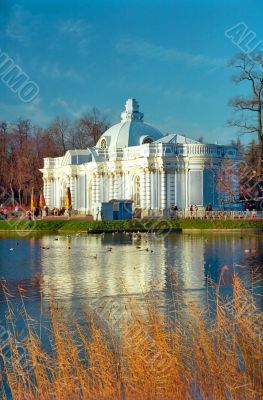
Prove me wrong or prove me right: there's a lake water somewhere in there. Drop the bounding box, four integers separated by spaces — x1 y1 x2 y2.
0 232 262 324
0 231 262 400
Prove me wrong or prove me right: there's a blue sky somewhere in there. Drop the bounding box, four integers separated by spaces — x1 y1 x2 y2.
0 0 262 144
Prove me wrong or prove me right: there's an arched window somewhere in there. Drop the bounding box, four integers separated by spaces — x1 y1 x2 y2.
133 176 141 206
142 136 153 144
100 138 107 149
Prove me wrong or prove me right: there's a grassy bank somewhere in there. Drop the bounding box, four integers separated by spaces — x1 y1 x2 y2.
0 275 262 399
0 218 262 233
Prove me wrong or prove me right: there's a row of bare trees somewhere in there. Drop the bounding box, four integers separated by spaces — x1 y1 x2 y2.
0 108 109 206
228 53 263 175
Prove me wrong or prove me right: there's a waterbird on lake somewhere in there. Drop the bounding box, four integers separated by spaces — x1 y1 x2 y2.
9 248 14 251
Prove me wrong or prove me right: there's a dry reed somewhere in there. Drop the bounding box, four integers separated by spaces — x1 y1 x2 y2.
0 274 262 400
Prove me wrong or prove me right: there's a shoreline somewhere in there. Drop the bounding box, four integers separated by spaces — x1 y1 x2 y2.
0 218 262 234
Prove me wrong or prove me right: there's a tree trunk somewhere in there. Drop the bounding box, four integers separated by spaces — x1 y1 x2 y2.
10 183 14 207
18 189 22 206
257 103 263 175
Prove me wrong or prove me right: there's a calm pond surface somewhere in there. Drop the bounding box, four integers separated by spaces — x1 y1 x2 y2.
0 232 262 324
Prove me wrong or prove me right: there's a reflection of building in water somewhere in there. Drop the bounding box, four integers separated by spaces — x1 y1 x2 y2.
163 234 205 304
37 234 263 321
164 234 205 289
40 234 167 305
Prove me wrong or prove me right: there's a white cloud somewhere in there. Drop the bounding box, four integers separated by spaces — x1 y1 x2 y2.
115 38 227 69
57 19 92 52
5 5 38 45
41 63 83 82
51 97 88 118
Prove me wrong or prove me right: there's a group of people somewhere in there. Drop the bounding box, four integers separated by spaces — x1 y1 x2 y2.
25 206 51 220
51 207 66 216
0 204 77 220
0 205 51 220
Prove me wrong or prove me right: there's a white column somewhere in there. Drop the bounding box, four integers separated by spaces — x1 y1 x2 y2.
160 169 167 211
95 174 100 203
102 174 107 202
109 174 114 200
174 172 177 207
46 178 51 207
100 174 104 202
74 176 78 210
151 170 157 209
43 178 47 202
114 174 119 199
70 175 78 210
51 179 55 207
92 174 96 204
124 173 131 199
140 170 146 209
145 169 151 211
120 173 123 198
185 167 189 209
54 178 61 207
69 176 76 209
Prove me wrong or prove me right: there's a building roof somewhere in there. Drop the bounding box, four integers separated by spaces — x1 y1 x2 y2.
97 99 163 149
61 149 93 165
155 133 201 144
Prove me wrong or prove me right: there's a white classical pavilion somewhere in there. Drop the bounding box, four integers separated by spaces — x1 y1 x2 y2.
41 98 240 217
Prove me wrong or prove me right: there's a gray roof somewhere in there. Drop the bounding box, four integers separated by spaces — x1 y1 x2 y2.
155 133 201 144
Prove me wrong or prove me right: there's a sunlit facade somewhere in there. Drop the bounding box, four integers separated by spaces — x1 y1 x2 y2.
40 99 240 217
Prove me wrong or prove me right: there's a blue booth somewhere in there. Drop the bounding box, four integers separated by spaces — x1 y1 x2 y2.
101 200 133 220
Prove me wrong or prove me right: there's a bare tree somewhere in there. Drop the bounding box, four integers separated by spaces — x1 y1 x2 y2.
47 116 71 155
69 107 110 149
0 122 8 188
12 118 31 146
87 107 109 146
228 52 263 174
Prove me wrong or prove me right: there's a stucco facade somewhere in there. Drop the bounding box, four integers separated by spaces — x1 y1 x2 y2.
40 99 240 217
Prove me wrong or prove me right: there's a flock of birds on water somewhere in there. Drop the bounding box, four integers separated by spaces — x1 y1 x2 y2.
3 232 260 295
8 232 258 254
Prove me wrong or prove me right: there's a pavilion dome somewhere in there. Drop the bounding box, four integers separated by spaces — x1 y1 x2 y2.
97 99 163 149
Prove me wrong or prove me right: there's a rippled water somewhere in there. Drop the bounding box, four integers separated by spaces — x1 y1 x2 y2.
0 232 262 319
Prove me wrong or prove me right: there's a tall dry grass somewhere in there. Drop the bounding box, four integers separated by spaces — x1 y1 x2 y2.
0 274 262 400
